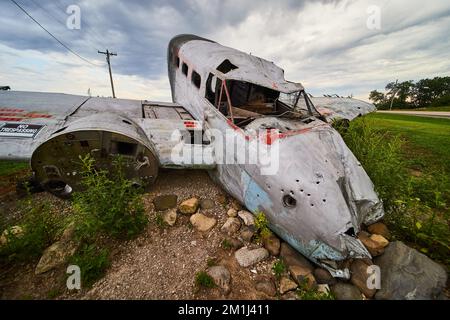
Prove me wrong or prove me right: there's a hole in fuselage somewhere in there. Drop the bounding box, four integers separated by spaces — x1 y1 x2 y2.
283 194 297 208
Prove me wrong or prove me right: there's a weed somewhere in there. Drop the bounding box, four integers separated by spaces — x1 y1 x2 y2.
221 239 233 250
73 154 148 240
207 258 217 267
272 259 286 279
254 211 272 243
47 288 61 300
0 199 62 262
195 271 215 288
69 243 110 288
296 280 335 300
155 214 167 229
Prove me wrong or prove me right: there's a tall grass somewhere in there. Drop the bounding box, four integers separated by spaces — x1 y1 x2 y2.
337 118 449 266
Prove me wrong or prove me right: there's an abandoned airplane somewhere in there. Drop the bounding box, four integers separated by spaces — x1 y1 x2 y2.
0 34 382 278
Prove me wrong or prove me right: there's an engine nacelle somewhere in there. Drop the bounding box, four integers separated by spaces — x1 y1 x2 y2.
30 113 159 198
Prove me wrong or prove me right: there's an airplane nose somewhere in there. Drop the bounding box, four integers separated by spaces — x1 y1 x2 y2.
245 124 384 269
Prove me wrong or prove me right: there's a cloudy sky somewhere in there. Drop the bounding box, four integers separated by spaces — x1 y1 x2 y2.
1 0 449 102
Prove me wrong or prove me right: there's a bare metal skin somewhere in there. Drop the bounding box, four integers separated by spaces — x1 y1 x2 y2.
0 34 383 278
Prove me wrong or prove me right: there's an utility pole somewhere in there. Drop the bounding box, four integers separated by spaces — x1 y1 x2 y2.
98 49 117 98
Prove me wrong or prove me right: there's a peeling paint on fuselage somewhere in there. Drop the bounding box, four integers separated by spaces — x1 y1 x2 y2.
168 34 384 278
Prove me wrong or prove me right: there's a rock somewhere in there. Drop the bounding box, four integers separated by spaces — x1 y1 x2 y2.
235 247 269 267
280 242 314 272
221 217 241 236
60 222 76 242
331 283 363 300
207 266 231 294
223 237 243 249
153 195 177 211
317 284 330 295
238 210 255 226
314 268 337 285
227 208 238 217
374 241 447 300
162 209 177 226
0 226 24 246
370 234 389 248
239 226 255 242
350 259 377 298
367 222 391 239
35 240 78 275
179 197 200 214
358 231 385 257
263 233 281 256
255 279 277 297
190 213 216 232
279 277 298 294
289 265 316 289
200 199 215 210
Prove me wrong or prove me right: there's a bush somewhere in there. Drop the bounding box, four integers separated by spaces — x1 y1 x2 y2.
73 154 148 240
0 199 62 262
69 243 110 288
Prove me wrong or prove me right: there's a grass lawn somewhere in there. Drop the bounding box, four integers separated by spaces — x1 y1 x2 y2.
0 161 29 177
367 113 450 173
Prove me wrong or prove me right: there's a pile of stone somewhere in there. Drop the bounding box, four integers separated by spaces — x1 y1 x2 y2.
213 199 448 300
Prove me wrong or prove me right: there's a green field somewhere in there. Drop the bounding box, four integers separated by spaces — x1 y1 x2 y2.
368 113 450 173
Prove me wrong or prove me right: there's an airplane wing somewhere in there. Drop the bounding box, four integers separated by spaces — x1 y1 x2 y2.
0 91 214 169
310 97 376 122
0 91 89 160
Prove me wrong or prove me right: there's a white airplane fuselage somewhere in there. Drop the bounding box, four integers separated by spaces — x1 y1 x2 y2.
167 35 384 278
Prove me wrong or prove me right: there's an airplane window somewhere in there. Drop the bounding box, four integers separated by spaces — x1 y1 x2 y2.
182 62 188 76
175 56 180 68
217 59 238 74
191 70 201 89
205 73 217 105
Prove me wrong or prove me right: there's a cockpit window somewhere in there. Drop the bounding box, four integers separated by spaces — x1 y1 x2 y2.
216 59 238 74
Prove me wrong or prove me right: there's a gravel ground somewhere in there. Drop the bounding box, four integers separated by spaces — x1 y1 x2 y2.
1 169 280 300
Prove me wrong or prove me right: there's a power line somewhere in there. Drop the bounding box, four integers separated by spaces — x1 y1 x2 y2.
9 0 100 67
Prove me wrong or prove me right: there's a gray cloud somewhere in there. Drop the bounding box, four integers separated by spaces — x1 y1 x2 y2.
0 0 449 100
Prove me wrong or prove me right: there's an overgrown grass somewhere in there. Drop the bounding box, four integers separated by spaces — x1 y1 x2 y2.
338 115 450 266
0 198 63 263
